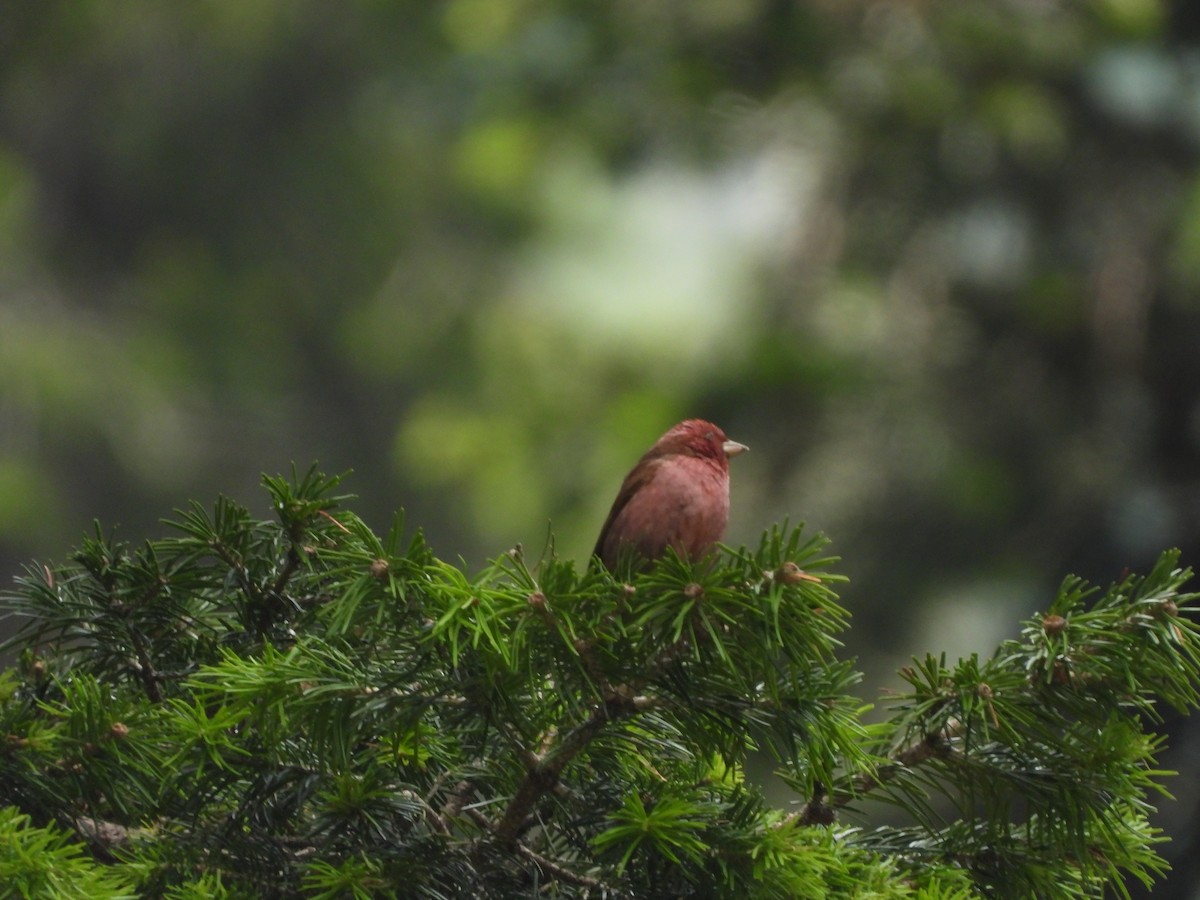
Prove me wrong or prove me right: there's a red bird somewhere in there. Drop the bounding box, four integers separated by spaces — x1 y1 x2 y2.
593 420 748 572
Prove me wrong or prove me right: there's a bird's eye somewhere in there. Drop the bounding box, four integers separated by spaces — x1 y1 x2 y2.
704 431 715 441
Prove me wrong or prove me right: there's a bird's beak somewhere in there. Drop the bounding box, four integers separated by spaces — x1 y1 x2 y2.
723 439 749 458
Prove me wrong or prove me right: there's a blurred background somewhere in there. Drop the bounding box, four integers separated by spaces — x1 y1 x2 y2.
2 0 1200 893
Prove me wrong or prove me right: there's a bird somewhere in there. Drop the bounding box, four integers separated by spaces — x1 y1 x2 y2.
593 419 747 572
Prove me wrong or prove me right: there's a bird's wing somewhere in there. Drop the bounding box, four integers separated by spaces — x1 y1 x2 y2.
591 456 661 565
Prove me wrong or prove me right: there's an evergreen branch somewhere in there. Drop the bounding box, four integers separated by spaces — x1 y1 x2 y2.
841 727 955 801
493 688 648 846
492 707 610 845
0 472 1194 897
439 779 474 824
792 784 836 827
512 840 605 889
463 792 608 890
73 816 130 859
126 626 163 703
268 545 303 606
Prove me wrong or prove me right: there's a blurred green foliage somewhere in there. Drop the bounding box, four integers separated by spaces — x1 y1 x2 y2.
1 0 1200 893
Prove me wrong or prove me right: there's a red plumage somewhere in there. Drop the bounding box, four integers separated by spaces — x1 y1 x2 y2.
593 419 748 572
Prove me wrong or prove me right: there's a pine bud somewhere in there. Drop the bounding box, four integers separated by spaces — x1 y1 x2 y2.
684 583 704 600
369 558 390 579
776 562 822 585
1042 614 1067 637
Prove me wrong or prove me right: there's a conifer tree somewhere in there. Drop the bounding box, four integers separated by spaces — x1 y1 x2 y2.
0 468 1196 898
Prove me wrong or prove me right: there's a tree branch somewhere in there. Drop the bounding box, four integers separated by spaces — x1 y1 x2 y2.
493 689 643 846
839 727 955 802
